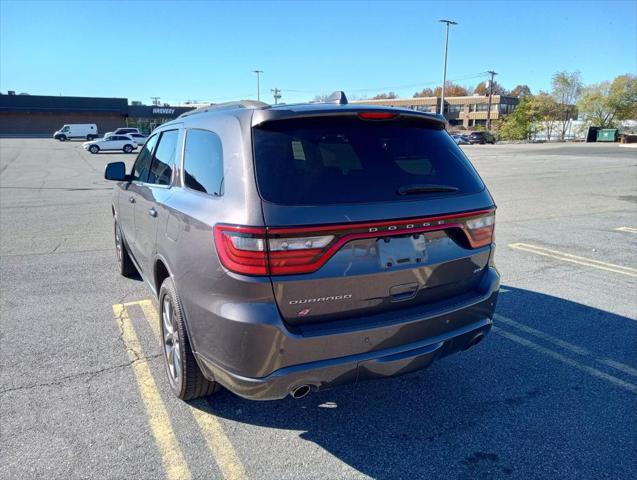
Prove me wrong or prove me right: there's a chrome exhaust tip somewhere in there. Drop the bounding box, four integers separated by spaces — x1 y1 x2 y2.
290 384 311 399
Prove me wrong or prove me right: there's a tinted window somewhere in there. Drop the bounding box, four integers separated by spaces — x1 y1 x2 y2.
253 117 484 205
148 130 178 185
183 129 224 196
132 133 159 181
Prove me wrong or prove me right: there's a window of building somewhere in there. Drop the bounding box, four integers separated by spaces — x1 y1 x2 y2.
148 130 178 185
132 133 159 181
183 129 224 196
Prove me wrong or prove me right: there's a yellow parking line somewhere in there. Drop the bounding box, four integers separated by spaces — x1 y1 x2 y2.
112 304 192 480
508 242 637 277
128 299 248 480
614 227 637 233
493 326 637 394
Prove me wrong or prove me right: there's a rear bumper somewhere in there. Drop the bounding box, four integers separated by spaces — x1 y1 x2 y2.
194 267 500 400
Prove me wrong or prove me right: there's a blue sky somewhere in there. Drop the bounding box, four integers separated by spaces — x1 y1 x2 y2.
1 0 635 104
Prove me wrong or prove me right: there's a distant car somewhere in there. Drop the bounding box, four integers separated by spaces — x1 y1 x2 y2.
104 127 141 138
83 134 137 154
53 123 98 141
451 134 470 145
468 131 496 144
128 133 149 146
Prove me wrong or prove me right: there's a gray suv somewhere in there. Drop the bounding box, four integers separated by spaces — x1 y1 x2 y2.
104 92 500 401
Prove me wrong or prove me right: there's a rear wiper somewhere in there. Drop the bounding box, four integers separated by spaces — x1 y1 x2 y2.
397 184 459 195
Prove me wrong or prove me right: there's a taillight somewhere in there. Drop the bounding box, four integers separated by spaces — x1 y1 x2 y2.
357 112 398 120
214 209 495 276
213 225 268 275
464 213 495 248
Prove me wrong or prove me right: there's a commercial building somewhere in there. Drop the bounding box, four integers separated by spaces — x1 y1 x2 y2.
0 93 196 136
352 95 520 128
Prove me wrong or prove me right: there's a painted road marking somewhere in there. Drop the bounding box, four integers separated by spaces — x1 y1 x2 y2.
112 304 192 480
508 243 637 277
493 326 637 394
614 227 637 233
126 299 248 480
495 314 637 378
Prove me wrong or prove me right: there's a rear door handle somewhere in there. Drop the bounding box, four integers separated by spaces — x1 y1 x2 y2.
129 196 135 204
148 208 158 218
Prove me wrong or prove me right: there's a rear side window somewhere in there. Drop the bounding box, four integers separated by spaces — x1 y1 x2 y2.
148 130 178 185
183 129 224 196
253 117 484 205
132 133 159 181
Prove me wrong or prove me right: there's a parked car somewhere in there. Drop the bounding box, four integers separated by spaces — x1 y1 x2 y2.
468 131 496 144
451 134 470 145
84 134 137 154
53 124 98 141
104 93 499 402
104 127 141 138
128 133 149 146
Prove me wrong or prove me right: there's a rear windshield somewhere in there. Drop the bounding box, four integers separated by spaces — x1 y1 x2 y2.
252 116 484 205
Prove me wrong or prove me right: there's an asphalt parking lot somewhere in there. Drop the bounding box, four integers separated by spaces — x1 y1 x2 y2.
1 139 636 479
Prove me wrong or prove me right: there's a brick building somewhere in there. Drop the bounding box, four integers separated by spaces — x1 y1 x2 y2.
352 95 520 128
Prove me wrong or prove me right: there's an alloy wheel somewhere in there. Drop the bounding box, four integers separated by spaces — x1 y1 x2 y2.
162 297 181 385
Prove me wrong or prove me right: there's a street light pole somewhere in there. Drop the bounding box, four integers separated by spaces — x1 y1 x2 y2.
438 19 457 117
252 70 264 102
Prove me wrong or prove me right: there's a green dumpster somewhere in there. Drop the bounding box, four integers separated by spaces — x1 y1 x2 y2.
596 129 618 142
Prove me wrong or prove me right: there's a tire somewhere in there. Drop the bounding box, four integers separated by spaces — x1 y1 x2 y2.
86 135 95 141
123 144 133 153
159 276 220 400
114 220 137 277
59 135 67 142
89 145 99 154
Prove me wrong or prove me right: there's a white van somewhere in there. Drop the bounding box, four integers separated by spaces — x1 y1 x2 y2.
53 124 98 141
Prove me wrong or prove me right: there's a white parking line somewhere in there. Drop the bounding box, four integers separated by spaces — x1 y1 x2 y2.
495 314 637 377
614 227 637 233
508 243 637 277
493 327 637 394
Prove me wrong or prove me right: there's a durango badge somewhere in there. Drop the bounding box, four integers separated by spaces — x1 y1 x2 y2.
289 294 353 305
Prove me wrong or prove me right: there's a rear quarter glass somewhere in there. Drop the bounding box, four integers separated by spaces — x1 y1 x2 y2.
253 116 485 205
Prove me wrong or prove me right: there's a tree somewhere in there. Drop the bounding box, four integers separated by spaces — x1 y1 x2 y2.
509 84 532 98
413 82 468 98
532 92 561 141
497 93 560 141
413 87 434 98
577 74 637 128
434 82 469 97
371 91 398 100
497 96 535 140
551 71 582 140
474 80 506 96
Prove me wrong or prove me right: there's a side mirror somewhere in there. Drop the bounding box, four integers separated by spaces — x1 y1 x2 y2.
104 162 127 181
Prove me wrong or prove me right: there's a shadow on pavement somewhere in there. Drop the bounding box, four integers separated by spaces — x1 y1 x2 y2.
191 286 636 479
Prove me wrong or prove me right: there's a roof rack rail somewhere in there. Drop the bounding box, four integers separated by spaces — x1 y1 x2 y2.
178 100 269 118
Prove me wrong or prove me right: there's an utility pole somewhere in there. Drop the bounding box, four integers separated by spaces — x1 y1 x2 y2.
252 70 264 101
438 19 457 117
271 88 282 104
150 97 161 106
486 70 498 130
